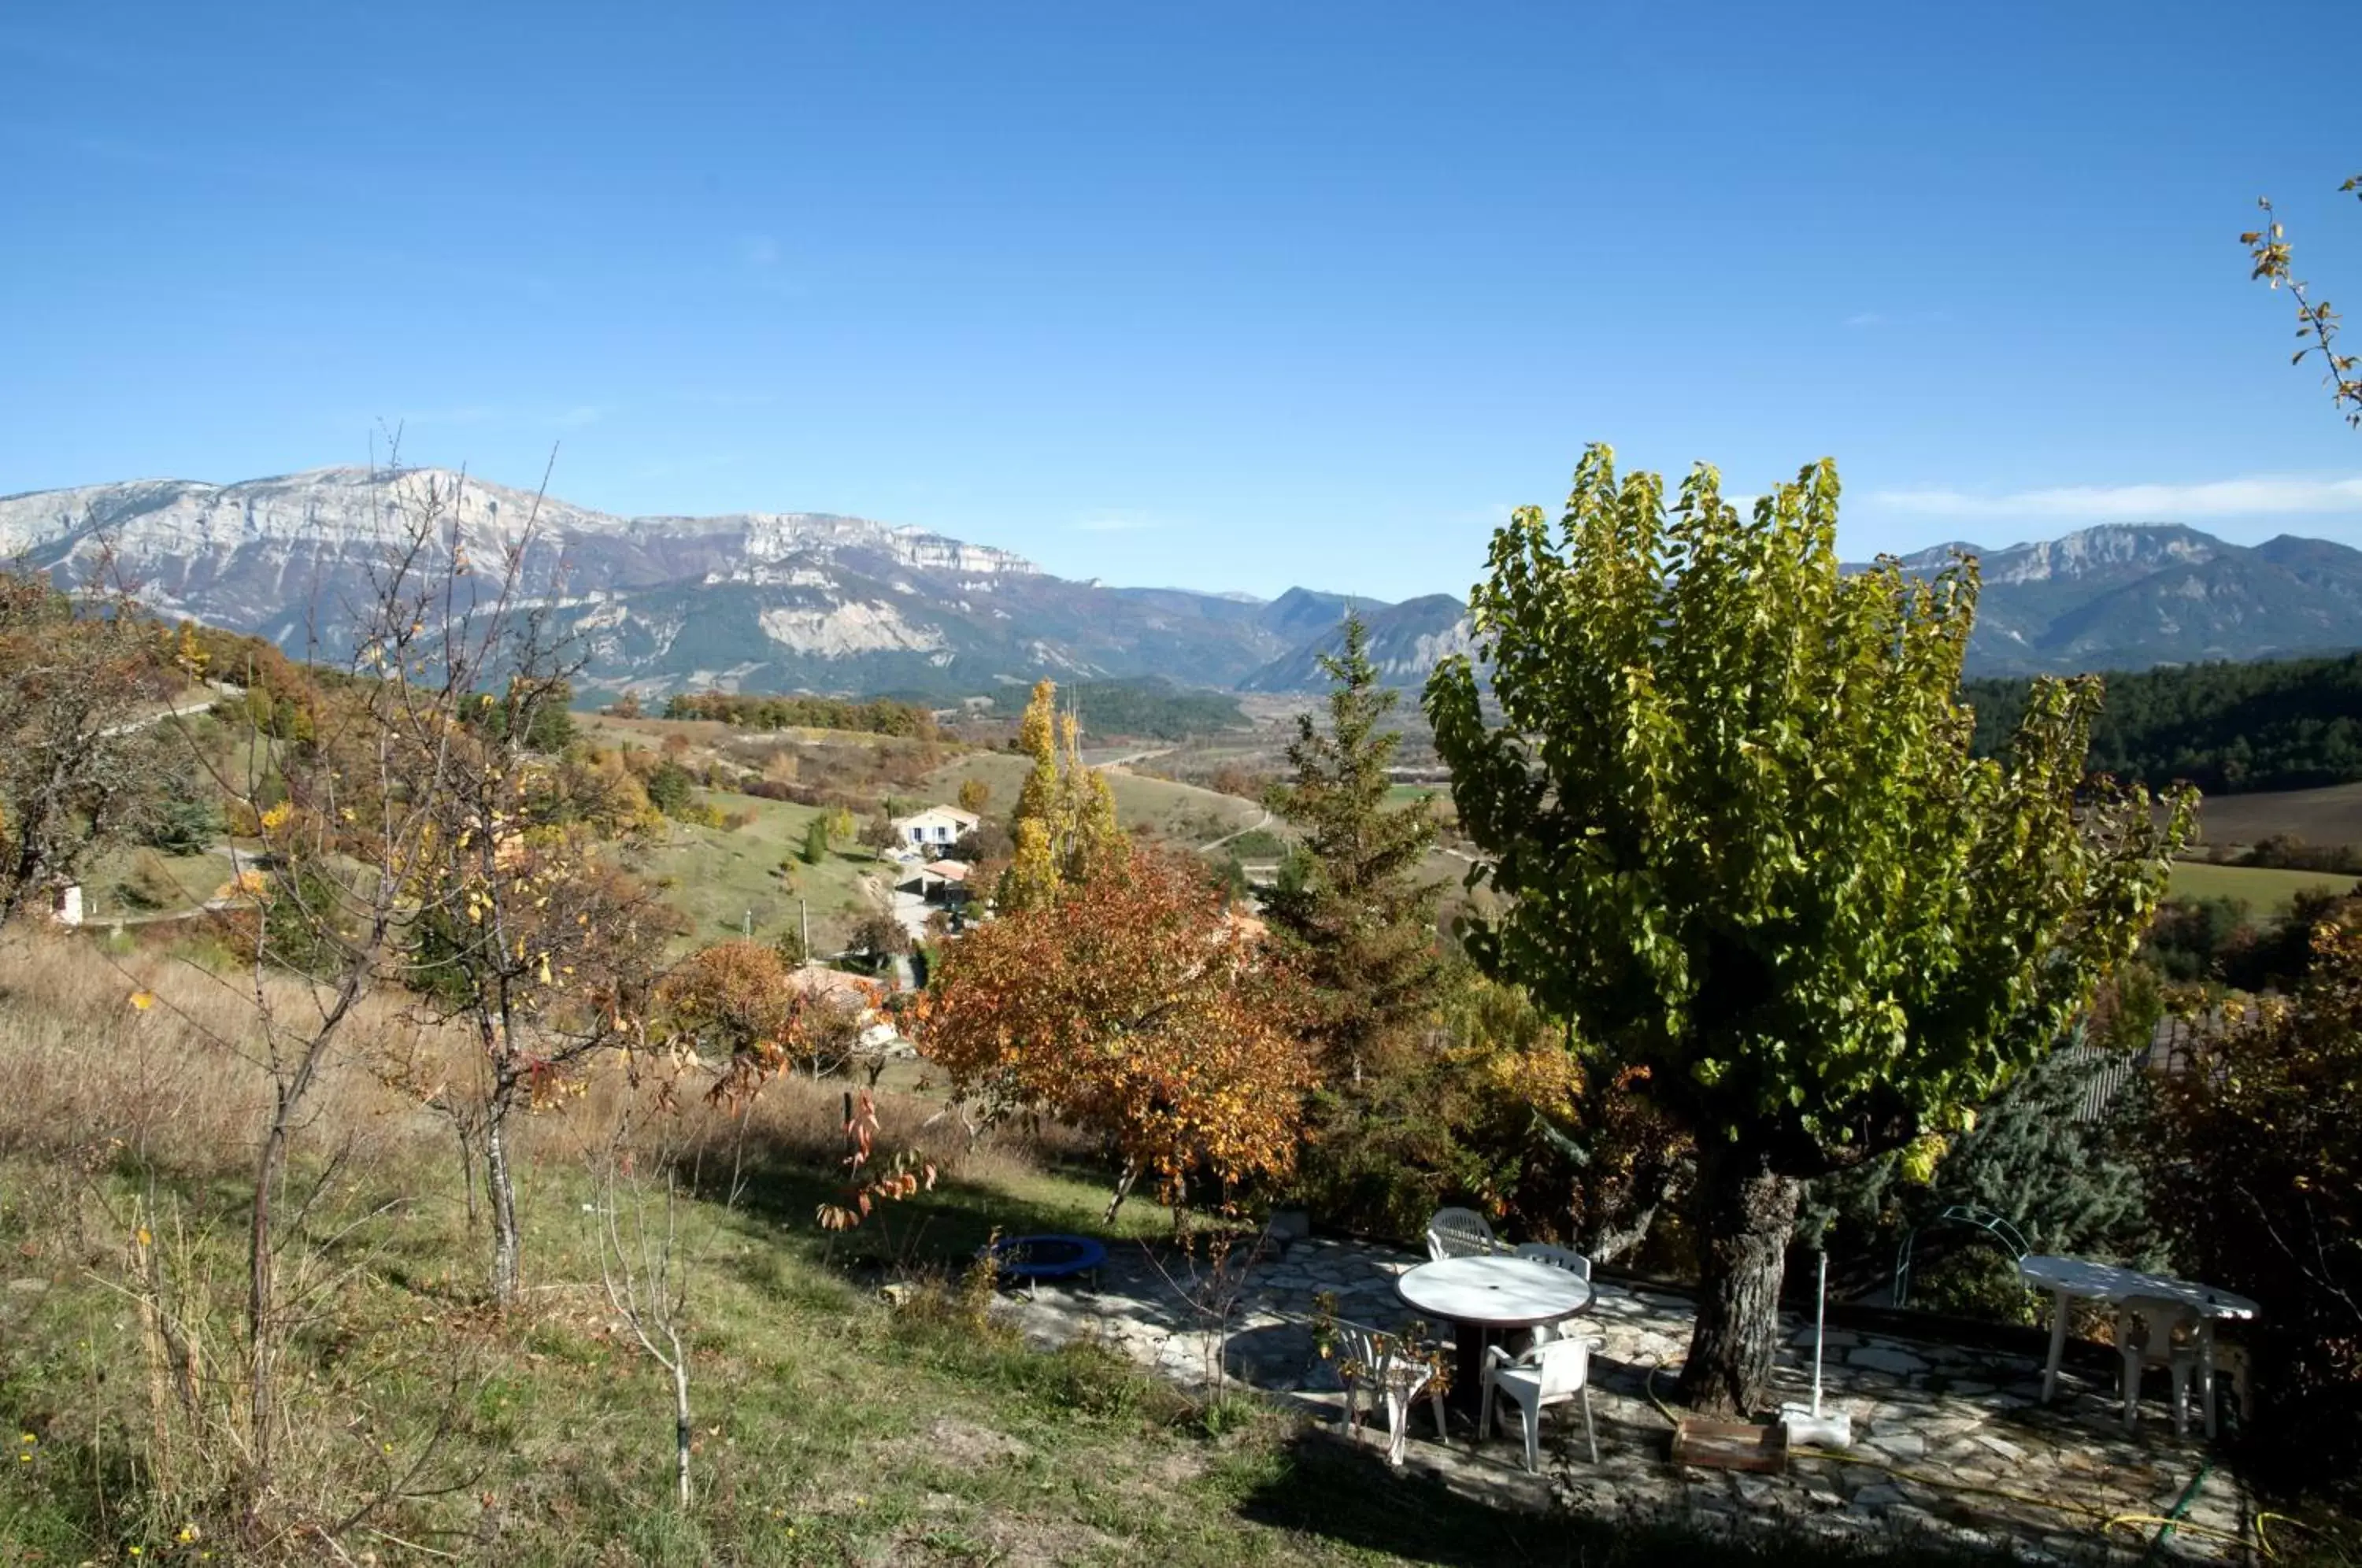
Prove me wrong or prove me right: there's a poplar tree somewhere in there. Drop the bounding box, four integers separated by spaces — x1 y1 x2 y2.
995 679 1122 912
1427 445 2191 1414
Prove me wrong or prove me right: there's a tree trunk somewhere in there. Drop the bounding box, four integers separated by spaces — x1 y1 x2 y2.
457 1120 479 1230
669 1333 692 1508
483 1088 521 1307
1103 1159 1141 1224
1581 1198 1664 1269
246 1097 291 1480
1677 1140 1802 1416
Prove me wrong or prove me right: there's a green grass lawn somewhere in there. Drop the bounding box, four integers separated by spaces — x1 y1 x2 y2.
70 842 241 923
2166 859 2358 915
641 788 892 955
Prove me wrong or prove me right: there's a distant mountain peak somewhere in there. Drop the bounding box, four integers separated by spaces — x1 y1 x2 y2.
0 468 1168 697
6 467 2360 693
1977 523 2221 586
1239 592 1472 692
1890 540 1986 570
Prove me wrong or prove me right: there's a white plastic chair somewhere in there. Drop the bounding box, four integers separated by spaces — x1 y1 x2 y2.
1333 1322 1448 1468
1424 1207 1499 1261
1513 1242 1593 1344
2118 1294 2213 1438
1481 1336 1599 1471
1513 1241 1592 1278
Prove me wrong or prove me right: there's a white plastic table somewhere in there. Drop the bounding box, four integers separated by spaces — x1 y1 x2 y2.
1396 1255 1594 1418
2019 1255 2260 1403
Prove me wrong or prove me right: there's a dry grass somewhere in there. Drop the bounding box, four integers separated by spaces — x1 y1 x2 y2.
0 932 1227 1563
0 929 423 1181
2194 780 2362 852
0 927 1100 1277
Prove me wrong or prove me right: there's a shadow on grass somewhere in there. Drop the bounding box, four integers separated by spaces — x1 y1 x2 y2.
1231 1424 2049 1568
699 1142 1172 1300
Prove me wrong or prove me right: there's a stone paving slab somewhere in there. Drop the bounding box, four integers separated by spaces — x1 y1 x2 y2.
999 1235 2260 1562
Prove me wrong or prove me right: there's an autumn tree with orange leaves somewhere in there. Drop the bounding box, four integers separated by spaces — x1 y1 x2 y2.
655 941 802 1080
924 844 1317 1222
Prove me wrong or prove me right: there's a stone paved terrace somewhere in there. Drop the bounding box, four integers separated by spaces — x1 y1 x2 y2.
1001 1234 2261 1562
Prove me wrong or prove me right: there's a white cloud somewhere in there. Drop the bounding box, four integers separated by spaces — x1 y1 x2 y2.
1872 475 2362 520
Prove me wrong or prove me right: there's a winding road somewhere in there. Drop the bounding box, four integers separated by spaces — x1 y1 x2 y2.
1196 808 1272 855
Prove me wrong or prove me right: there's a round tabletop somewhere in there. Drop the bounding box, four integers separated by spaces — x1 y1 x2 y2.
1395 1256 1594 1329
2019 1255 2260 1321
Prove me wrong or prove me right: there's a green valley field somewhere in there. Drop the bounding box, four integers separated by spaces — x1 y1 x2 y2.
2165 858 2360 914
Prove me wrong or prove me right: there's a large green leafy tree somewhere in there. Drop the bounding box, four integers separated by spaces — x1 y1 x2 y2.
1424 446 2193 1414
1264 612 1442 1088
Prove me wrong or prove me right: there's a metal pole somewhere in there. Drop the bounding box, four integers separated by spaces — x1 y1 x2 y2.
1812 1249 1828 1418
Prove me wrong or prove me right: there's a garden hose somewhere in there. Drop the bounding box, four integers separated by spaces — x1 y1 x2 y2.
2102 1514 2263 1558
1642 1358 1681 1429
2134 1457 2211 1562
2252 1512 2345 1562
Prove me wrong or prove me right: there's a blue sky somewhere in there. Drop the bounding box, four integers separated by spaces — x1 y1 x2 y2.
4 1 2358 601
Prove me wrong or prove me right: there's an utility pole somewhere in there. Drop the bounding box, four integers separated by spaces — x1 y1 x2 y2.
800 898 810 964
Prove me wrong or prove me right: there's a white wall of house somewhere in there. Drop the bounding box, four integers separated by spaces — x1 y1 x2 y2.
890 805 978 847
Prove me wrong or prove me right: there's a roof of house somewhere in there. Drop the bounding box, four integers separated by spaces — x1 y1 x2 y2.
782 965 885 1011
889 804 979 829
923 859 970 881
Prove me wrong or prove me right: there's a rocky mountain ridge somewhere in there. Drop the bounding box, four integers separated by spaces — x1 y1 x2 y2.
6 467 2360 695
1884 524 2362 673
0 468 1294 693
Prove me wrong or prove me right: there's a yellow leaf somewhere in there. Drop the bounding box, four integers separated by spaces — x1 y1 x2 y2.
129 991 155 1011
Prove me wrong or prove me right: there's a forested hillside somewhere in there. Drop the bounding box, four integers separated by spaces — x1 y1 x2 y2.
1965 652 2362 793
1056 678 1250 740
657 689 938 737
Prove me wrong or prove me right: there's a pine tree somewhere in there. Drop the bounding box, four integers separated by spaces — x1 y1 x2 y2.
1265 611 1442 1088
1805 1021 2164 1295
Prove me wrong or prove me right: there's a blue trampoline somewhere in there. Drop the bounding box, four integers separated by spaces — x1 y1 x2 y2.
986 1233 1107 1293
